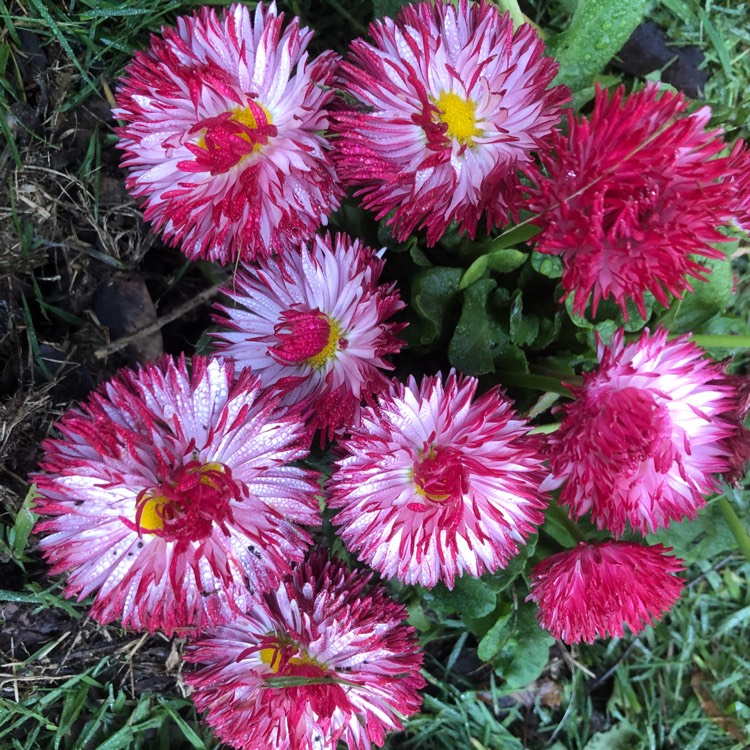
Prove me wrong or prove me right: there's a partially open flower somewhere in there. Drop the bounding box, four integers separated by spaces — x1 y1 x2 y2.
547 328 750 536
328 371 548 589
726 139 750 233
528 541 685 644
525 83 741 318
332 0 566 246
213 233 405 442
115 3 341 265
32 356 320 635
186 552 424 750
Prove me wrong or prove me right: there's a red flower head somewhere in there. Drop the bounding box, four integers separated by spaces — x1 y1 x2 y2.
528 541 685 644
547 328 750 536
114 3 342 265
32 356 320 635
186 553 425 750
525 83 742 318
725 139 750 233
332 0 566 246
212 233 405 442
328 371 548 589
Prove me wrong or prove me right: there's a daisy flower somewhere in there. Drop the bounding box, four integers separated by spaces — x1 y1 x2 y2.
32 356 320 635
327 371 548 589
115 3 341 265
212 232 405 442
186 552 424 750
726 139 750 233
528 541 685 644
525 83 740 318
332 0 566 246
547 328 750 537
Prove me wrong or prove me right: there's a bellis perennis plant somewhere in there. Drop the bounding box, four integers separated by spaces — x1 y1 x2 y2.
212 232 405 442
25 1 750 748
32 356 320 635
547 328 750 537
328 371 548 589
187 553 424 750
333 0 567 245
115 3 341 265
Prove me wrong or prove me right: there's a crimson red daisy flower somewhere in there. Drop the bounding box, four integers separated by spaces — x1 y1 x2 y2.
547 328 750 537
332 0 566 246
525 83 739 318
115 3 341 265
32 356 320 635
327 371 548 589
726 139 750 233
212 233 405 442
186 552 424 750
528 541 685 644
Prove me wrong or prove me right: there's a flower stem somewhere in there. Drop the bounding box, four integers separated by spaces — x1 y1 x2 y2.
690 334 750 349
546 500 587 544
717 496 750 562
496 0 525 26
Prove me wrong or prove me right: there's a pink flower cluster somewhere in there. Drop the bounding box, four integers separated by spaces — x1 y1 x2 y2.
528 329 750 643
28 0 750 747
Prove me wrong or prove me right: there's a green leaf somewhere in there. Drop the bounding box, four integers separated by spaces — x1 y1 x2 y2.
409 243 433 268
459 255 490 290
428 575 498 619
494 602 555 688
541 510 580 549
409 267 463 346
494 345 530 376
448 279 508 375
372 0 412 19
487 248 527 273
531 251 563 279
647 498 737 565
477 612 514 662
532 313 562 350
490 535 538 594
549 0 647 92
459 248 526 290
509 292 540 347
673 254 735 332
10 485 38 559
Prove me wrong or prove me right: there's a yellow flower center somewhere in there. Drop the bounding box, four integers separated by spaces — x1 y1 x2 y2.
137 495 168 532
196 104 273 152
135 462 230 534
435 91 481 145
259 642 320 673
306 318 342 370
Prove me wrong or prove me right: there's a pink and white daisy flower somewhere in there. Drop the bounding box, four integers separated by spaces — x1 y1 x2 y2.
547 328 750 537
115 3 342 265
524 83 741 318
212 232 405 442
327 371 548 589
332 0 567 246
528 541 685 644
32 356 320 635
186 552 424 750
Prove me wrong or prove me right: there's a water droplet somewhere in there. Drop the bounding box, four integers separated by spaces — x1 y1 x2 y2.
595 40 607 50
